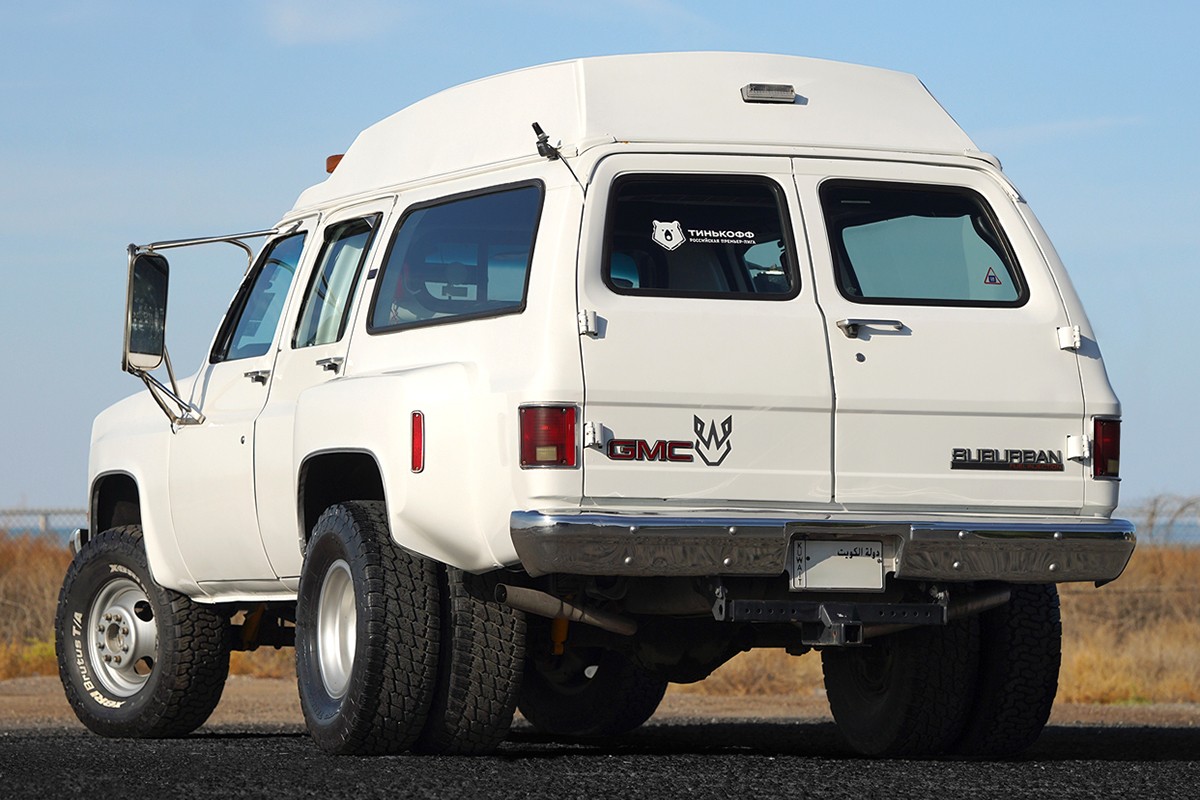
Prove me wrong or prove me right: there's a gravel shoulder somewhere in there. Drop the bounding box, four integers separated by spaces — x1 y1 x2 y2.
4 675 1198 732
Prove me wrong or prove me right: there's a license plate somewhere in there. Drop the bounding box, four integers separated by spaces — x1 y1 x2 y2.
790 540 884 591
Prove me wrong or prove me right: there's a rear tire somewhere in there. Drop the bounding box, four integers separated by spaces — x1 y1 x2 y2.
296 501 440 755
415 567 525 754
822 618 979 757
954 583 1061 757
518 647 667 737
55 526 229 737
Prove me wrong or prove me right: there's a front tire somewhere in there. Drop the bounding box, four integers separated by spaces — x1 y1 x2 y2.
822 619 979 757
54 526 230 737
296 501 440 755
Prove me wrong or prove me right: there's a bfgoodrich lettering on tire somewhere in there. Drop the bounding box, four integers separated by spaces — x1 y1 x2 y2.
296 501 440 755
54 526 230 737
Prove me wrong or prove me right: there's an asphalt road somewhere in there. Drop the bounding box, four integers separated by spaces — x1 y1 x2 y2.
2 714 1199 800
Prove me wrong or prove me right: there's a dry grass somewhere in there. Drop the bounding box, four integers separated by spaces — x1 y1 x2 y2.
2 532 1197 704
675 546 1200 704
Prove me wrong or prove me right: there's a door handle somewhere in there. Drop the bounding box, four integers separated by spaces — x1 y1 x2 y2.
836 318 905 339
316 356 344 374
243 369 270 384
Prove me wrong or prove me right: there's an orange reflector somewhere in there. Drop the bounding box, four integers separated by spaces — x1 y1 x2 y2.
325 154 344 174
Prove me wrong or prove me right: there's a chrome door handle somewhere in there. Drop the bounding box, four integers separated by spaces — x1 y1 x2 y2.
836 318 905 339
243 369 270 384
316 356 344 374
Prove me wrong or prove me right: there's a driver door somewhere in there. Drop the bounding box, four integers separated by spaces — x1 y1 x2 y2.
168 226 312 585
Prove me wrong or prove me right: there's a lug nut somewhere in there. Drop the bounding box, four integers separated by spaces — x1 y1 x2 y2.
104 655 112 663
121 626 129 635
122 645 129 653
113 656 122 665
97 642 105 650
104 614 112 621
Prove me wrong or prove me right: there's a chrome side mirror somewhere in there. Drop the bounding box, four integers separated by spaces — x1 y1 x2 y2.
123 250 170 373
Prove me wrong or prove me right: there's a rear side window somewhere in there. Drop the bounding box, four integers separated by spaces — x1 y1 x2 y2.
293 215 379 348
821 181 1025 306
369 183 542 332
603 176 798 299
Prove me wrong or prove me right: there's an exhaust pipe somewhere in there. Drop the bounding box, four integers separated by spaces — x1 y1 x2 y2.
495 584 638 636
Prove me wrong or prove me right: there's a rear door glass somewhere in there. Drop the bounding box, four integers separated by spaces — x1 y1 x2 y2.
821 181 1025 306
604 176 798 299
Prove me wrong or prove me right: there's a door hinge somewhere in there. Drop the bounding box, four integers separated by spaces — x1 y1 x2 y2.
1057 325 1082 351
1066 434 1090 462
583 421 605 449
578 309 599 337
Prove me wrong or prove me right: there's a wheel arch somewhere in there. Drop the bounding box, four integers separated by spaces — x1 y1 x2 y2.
90 471 142 535
297 449 386 548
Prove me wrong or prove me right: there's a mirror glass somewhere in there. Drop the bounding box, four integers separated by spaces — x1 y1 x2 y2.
123 252 170 372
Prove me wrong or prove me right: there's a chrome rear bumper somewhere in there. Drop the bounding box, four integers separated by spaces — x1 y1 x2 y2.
510 511 1136 584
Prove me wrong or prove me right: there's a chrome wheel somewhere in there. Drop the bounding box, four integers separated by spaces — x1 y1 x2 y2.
86 576 158 697
317 559 356 699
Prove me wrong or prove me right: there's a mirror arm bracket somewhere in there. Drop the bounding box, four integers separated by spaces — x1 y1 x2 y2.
135 347 205 427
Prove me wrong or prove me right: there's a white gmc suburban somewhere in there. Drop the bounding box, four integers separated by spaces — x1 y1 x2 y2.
56 53 1134 758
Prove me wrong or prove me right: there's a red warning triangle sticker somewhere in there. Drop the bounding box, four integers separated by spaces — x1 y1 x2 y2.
984 267 1003 285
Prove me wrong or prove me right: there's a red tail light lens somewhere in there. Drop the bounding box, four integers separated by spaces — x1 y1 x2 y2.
1094 418 1120 478
411 411 425 473
520 406 577 468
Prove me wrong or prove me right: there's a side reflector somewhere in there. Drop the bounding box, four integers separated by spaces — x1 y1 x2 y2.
411 411 424 473
325 154 344 174
1093 418 1120 478
741 83 796 104
520 406 577 468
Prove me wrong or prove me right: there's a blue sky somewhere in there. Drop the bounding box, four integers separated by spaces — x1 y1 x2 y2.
1 1 1197 510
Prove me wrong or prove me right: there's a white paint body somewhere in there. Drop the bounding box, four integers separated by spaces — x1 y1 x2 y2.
86 53 1122 601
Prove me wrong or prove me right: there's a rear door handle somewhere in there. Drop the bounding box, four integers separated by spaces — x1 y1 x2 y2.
316 356 344 374
836 318 905 339
243 369 270 384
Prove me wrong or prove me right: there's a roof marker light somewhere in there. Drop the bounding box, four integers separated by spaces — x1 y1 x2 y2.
325 154 344 174
741 83 796 104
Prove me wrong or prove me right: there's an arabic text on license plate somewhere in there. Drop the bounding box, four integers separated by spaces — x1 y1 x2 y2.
790 540 884 591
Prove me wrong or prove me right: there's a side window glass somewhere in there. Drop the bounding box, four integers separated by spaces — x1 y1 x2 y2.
294 216 378 348
369 184 542 332
603 176 798 299
215 232 306 362
821 182 1024 306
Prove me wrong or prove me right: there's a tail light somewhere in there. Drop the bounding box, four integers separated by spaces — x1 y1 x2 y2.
520 405 577 468
1093 418 1120 479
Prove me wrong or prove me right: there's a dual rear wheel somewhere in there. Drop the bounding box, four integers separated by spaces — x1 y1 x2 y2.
295 501 525 755
821 583 1062 758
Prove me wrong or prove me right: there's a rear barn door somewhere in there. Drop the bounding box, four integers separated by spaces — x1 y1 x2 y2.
795 159 1086 512
578 155 833 508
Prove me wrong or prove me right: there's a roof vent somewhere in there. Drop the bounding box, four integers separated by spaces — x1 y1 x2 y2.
741 83 796 104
